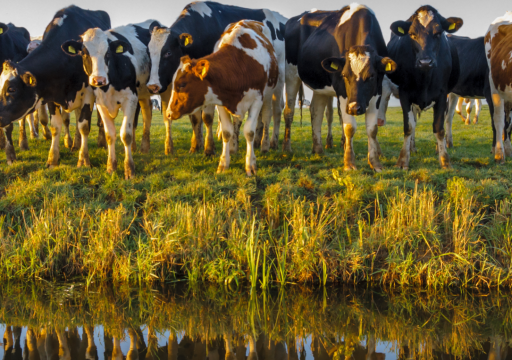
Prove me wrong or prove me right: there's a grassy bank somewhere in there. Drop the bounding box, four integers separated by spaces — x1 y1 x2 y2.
1 106 512 288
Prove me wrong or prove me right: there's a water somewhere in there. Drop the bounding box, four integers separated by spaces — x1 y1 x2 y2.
0 284 509 360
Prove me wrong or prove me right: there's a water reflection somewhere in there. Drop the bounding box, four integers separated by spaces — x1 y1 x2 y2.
1 285 511 360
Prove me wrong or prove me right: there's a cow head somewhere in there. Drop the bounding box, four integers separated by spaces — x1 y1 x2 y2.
27 39 42 54
167 55 210 120
321 46 396 116
0 61 38 128
147 22 193 94
391 6 463 70
61 28 132 87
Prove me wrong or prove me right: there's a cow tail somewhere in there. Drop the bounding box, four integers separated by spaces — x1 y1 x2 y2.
134 103 141 129
299 82 304 127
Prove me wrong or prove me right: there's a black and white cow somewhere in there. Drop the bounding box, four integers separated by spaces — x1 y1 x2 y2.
285 5 396 171
147 1 288 155
62 20 160 179
152 99 161 111
0 5 110 168
386 6 462 169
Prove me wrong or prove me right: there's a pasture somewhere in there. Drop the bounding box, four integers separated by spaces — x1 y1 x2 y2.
1 106 511 288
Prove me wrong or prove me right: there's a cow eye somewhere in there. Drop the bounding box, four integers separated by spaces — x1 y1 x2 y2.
7 87 15 93
164 51 172 58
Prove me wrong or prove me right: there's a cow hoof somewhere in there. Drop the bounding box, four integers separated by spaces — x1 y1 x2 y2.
46 163 56 169
344 164 357 171
325 136 334 149
19 141 29 151
282 142 292 152
217 165 228 174
374 167 383 173
204 148 215 157
125 162 135 179
77 159 91 168
377 118 386 127
246 167 257 177
7 160 14 166
270 140 278 150
312 146 324 155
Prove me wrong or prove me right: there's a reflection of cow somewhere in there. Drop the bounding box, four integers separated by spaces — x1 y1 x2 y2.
3 326 22 360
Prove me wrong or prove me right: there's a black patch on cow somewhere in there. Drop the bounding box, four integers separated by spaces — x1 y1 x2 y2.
376 96 381 110
136 81 140 87
133 25 152 47
276 22 286 41
78 103 92 123
266 21 276 41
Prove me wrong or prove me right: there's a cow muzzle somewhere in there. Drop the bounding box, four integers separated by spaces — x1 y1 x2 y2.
91 76 108 87
347 102 363 116
147 84 161 94
417 58 434 70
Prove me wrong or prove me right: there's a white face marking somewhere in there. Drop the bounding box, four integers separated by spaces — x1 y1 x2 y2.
148 28 171 89
503 60 507 70
339 3 374 27
310 8 318 13
53 14 67 26
348 52 370 81
0 69 16 93
27 40 42 53
81 28 110 85
417 10 434 28
188 2 213 18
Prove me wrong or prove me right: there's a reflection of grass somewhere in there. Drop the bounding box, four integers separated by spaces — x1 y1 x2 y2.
2 108 512 287
1 284 512 360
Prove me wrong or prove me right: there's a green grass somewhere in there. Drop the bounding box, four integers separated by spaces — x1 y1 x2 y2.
1 106 512 288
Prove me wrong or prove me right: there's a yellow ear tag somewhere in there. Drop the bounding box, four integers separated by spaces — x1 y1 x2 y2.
184 37 190 46
201 67 207 78
68 46 76 54
29 77 33 85
116 45 123 53
449 23 456 31
385 63 392 72
0 28 3 35
398 27 404 34
330 62 339 70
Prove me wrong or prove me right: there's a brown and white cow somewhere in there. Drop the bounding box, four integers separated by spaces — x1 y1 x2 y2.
168 20 278 176
485 12 512 163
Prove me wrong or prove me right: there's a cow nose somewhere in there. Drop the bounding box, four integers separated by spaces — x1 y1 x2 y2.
347 102 361 115
147 84 161 94
418 58 433 68
91 76 107 86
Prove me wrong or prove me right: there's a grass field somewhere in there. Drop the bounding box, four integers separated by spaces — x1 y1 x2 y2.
1 105 512 288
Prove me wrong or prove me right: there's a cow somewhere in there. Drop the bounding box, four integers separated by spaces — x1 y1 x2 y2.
0 5 111 168
167 20 279 176
455 98 481 124
485 11 512 163
152 99 161 111
147 1 288 156
62 20 161 179
386 6 463 169
285 5 396 172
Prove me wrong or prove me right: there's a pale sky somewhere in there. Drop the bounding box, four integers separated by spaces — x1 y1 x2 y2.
1 0 509 105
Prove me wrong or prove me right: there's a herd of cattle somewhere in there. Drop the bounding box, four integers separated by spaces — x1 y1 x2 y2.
1 2 512 178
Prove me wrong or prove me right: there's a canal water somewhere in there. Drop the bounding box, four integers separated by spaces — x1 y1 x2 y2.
0 283 508 360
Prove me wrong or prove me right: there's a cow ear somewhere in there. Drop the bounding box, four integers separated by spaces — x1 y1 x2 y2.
193 60 209 80
61 40 83 56
179 33 194 48
321 57 345 73
110 40 132 55
443 17 463 33
379 57 397 74
21 72 37 87
149 21 162 34
391 21 411 36
0 23 8 35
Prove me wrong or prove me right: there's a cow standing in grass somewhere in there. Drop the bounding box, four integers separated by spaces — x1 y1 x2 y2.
168 20 278 176
147 1 288 156
0 6 110 168
485 12 512 163
285 4 396 172
385 6 462 169
62 20 161 179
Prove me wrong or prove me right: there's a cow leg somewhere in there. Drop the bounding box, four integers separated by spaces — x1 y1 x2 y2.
474 99 481 124
140 98 152 154
97 104 117 174
325 98 334 149
396 97 414 170
120 99 137 179
246 99 266 176
71 109 82 151
230 114 242 155
61 110 72 149
455 97 464 122
19 117 29 150
338 96 357 170
47 104 63 168
269 90 284 150
76 102 93 168
505 110 512 157
189 110 204 153
5 124 16 165
203 105 216 156
38 104 52 140
33 111 40 137
27 113 38 139
465 100 472 125
310 93 329 154
0 127 5 150
365 96 383 172
491 84 507 163
445 93 458 148
161 87 174 155
97 109 107 149
283 63 301 152
253 112 263 149
260 96 273 154
433 96 451 169
217 106 233 173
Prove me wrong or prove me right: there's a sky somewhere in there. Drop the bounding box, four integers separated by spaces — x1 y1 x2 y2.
1 0 509 105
